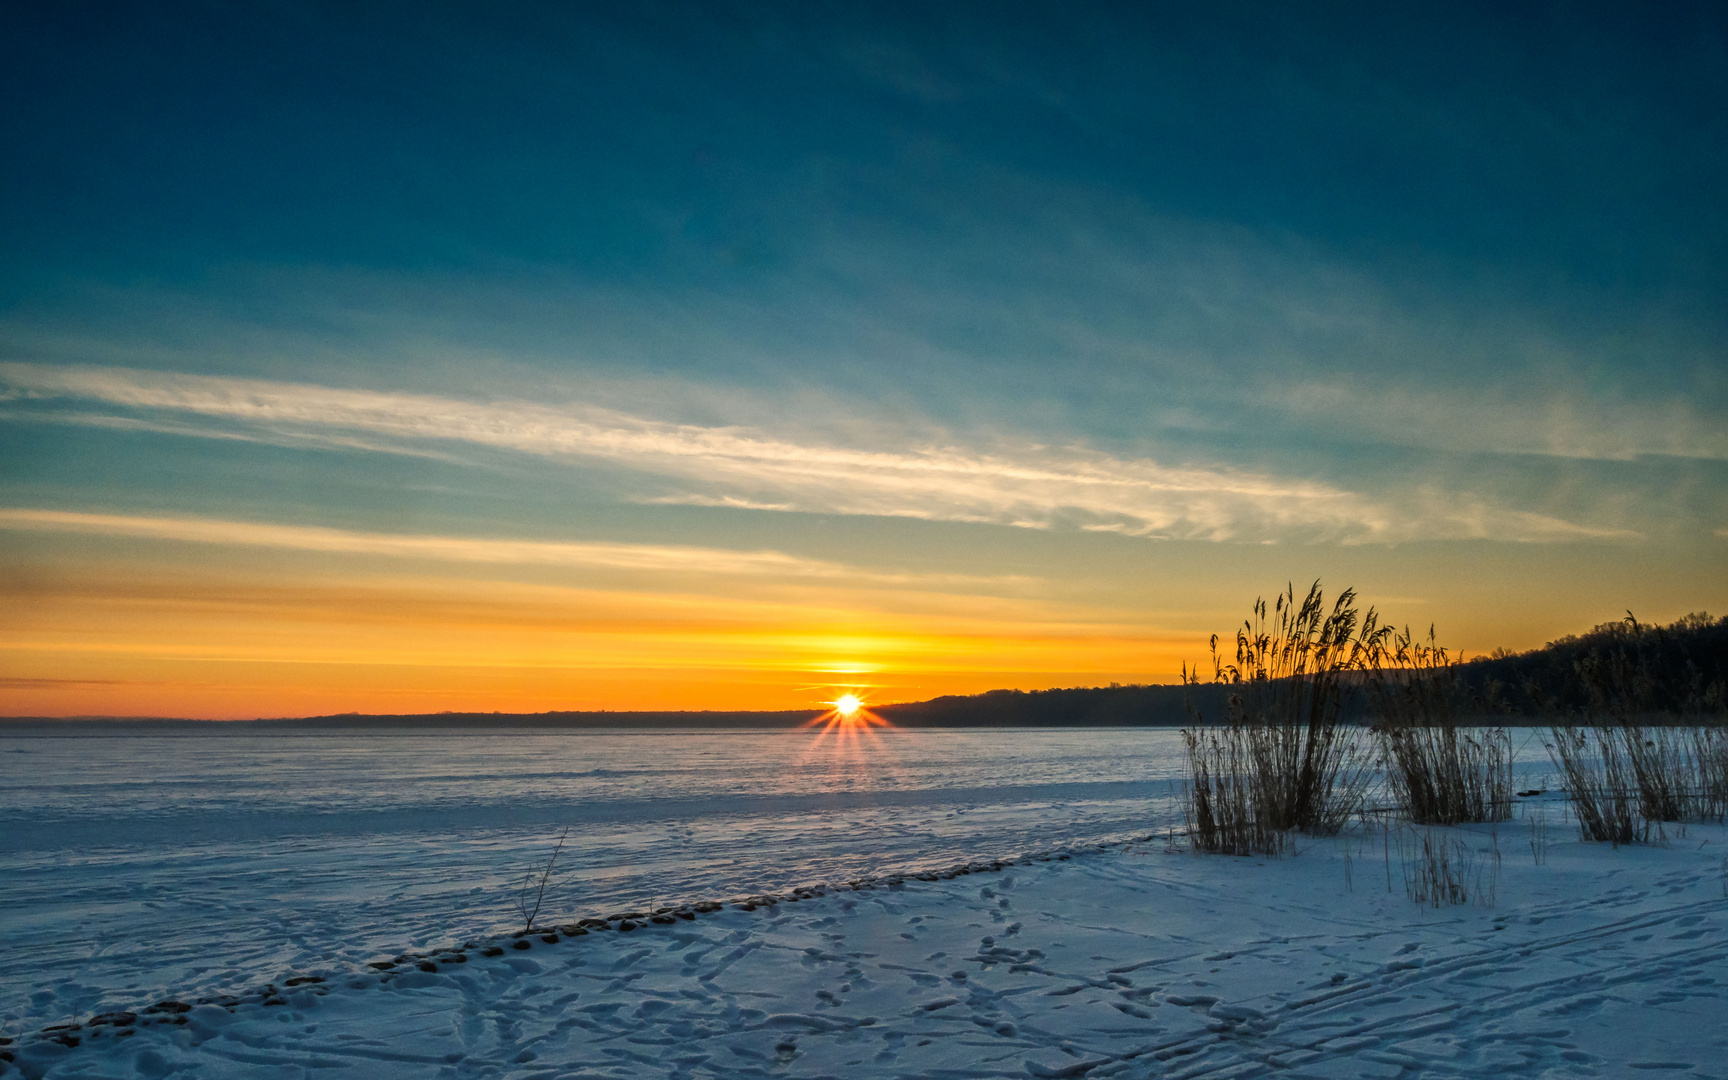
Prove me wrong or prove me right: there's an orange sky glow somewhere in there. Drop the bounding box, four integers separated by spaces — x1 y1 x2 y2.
1 520 1205 718
5 506 1723 718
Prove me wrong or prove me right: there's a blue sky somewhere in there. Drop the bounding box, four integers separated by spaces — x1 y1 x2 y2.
2 1 1724 715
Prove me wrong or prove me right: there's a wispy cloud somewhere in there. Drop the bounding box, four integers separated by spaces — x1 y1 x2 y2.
0 507 1026 587
1263 378 1728 462
0 363 1637 543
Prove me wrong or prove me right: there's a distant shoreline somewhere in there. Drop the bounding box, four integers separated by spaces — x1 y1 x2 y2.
0 711 1202 730
0 682 1210 728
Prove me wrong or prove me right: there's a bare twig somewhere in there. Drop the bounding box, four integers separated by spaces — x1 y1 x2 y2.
516 827 570 933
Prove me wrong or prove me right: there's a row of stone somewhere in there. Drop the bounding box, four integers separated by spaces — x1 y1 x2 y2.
3 979 332 1059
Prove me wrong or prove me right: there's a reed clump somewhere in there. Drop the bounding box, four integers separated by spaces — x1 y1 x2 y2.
1181 729 1286 857
1545 726 1644 844
1621 723 1694 823
1182 582 1386 854
1546 721 1728 843
1693 726 1728 822
1369 626 1512 825
1538 614 1728 842
1396 827 1497 907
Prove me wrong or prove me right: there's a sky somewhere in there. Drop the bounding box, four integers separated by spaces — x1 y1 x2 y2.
2 1 1725 718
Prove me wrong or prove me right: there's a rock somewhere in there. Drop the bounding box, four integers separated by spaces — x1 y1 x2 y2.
417 961 438 972
617 919 639 931
649 914 676 925
482 946 504 957
512 940 532 950
283 976 324 986
145 1001 192 1015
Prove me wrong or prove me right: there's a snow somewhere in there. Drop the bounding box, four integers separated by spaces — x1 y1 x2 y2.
0 728 1192 1038
5 727 1725 1078
7 819 1727 1079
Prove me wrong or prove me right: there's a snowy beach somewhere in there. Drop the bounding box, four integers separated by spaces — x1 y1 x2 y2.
1 728 1190 1038
7 727 1727 1078
6 818 1726 1079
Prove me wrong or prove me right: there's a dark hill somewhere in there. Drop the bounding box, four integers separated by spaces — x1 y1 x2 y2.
1455 611 1727 719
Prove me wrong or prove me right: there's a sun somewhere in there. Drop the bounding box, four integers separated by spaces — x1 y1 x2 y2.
834 693 863 719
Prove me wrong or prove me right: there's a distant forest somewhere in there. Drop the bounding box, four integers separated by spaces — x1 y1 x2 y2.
871 611 1728 726
1452 611 1727 719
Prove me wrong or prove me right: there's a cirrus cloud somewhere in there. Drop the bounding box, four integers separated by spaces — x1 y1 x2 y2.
0 363 1637 544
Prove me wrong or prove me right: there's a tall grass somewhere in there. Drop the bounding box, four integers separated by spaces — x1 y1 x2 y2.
1693 726 1728 823
1395 826 1498 907
1546 724 1728 842
1546 727 1644 845
1620 723 1694 822
1369 626 1512 825
1181 730 1286 857
1182 582 1386 852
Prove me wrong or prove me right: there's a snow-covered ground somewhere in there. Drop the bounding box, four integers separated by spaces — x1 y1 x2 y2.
0 727 1196 1038
9 727 1721 1078
7 816 1726 1079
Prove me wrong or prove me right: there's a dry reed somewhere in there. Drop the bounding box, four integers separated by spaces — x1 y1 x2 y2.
1182 582 1387 853
1370 626 1512 825
1395 826 1499 907
1546 727 1644 845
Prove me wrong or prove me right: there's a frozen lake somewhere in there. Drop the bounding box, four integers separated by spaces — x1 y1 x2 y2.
1 726 1199 1033
0 725 1563 1036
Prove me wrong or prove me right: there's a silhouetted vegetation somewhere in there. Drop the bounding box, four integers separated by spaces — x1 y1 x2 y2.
1180 593 1727 855
1458 612 1728 720
1182 582 1386 852
1369 626 1512 825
